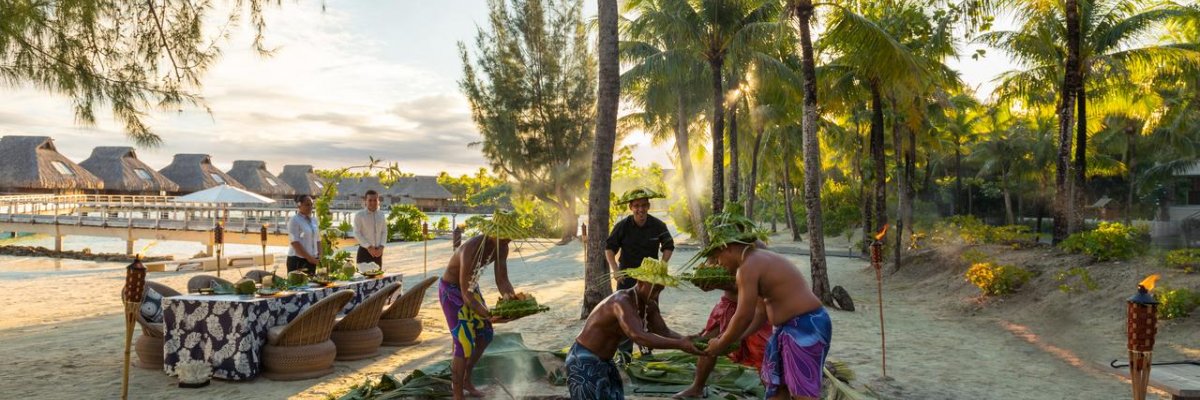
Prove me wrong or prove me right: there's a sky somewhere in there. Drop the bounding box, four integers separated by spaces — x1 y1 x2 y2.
0 1 1016 177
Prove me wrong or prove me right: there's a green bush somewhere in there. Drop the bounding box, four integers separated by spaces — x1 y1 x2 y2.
1165 249 1200 273
965 262 1034 296
1059 222 1148 261
818 180 861 238
929 215 1035 247
1155 288 1200 319
387 204 430 241
435 216 451 232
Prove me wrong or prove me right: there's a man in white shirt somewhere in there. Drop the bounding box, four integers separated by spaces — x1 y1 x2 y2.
287 194 320 274
353 190 388 268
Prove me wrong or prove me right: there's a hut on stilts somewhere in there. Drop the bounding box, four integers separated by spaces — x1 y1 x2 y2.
278 165 324 198
226 160 295 199
0 136 104 194
158 154 245 194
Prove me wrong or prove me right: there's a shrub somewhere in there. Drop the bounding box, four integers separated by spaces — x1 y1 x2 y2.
387 204 430 241
435 216 451 232
960 249 990 265
965 262 1034 296
1058 222 1148 261
1155 288 1200 319
1165 249 1200 273
1055 267 1098 294
930 215 1035 247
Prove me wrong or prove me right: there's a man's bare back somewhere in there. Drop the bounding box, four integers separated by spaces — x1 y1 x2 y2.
737 247 822 326
442 235 507 286
575 285 694 360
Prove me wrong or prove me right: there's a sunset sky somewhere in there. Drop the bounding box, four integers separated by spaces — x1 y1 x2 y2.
0 0 1014 177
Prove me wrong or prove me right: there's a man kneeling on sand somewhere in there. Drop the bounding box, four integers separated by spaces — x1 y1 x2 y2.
567 258 701 400
699 210 832 400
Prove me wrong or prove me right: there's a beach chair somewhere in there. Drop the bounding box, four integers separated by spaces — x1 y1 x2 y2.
379 276 438 347
243 270 282 284
133 281 181 369
331 282 402 360
186 275 233 293
262 290 354 381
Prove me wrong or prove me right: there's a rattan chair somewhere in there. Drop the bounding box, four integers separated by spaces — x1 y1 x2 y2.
331 282 401 360
262 290 354 381
186 275 233 293
379 276 438 346
134 281 181 369
243 270 282 284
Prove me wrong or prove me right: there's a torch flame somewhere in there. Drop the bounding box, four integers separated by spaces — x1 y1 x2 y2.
137 241 158 258
875 224 890 241
1138 274 1160 292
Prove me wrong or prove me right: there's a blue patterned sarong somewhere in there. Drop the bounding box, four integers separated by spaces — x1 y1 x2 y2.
565 342 624 400
761 307 832 398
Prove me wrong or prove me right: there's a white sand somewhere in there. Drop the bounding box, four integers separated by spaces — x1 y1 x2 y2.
0 235 1167 399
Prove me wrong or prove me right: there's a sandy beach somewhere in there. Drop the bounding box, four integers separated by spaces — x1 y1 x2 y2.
0 234 1187 399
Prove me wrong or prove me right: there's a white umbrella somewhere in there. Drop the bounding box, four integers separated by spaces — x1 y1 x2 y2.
171 184 275 204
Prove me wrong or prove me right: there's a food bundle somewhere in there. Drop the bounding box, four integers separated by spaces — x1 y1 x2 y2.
680 265 736 288
287 271 309 287
692 337 740 355
490 292 550 319
234 279 257 295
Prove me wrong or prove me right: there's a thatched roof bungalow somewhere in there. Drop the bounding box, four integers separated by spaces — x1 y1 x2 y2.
388 176 452 210
0 136 103 193
336 176 385 201
79 146 179 194
158 154 245 194
278 165 324 197
226 160 295 199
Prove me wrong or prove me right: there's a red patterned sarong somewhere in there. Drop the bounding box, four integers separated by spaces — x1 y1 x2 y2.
703 296 773 368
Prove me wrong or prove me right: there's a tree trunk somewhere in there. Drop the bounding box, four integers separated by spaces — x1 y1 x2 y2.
954 131 963 215
676 95 707 245
710 58 726 213
1003 185 1015 225
892 110 903 270
870 83 887 243
1074 85 1088 229
582 0 618 318
746 127 765 219
783 163 801 242
1036 203 1044 243
729 103 740 204
1054 0 1081 244
860 125 872 255
1125 129 1136 225
905 122 916 234
793 0 833 305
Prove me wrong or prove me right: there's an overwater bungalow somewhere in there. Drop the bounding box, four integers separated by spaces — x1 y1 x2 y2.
278 165 324 197
158 154 245 194
388 176 452 210
0 136 103 194
336 176 385 202
79 146 180 195
226 160 295 199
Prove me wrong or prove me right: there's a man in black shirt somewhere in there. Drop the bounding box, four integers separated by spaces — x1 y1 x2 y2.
605 187 675 291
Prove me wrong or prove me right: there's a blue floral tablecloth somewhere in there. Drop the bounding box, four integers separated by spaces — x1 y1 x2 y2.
161 274 403 380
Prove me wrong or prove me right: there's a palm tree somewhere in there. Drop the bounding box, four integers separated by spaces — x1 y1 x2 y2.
582 0 619 317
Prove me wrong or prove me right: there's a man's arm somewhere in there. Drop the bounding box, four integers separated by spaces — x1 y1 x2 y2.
738 299 769 341
708 262 761 355
645 303 682 339
615 300 692 351
494 242 516 298
658 228 675 263
374 213 388 256
660 249 673 263
351 212 369 251
604 249 620 275
288 218 318 264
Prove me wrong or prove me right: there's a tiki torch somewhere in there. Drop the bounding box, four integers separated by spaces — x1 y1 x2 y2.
871 224 889 378
120 255 147 400
422 222 429 279
1127 274 1160 400
260 224 269 271
214 222 224 278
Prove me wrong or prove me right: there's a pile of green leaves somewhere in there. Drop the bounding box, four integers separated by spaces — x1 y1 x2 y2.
1059 222 1148 261
1165 249 1200 273
337 370 452 400
491 297 550 319
691 337 739 355
1156 288 1200 320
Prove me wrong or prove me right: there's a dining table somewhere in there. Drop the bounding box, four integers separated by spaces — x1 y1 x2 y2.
161 273 402 380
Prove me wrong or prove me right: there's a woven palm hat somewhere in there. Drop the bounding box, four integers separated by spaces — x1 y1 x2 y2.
616 187 665 205
615 257 679 288
477 209 528 240
698 204 767 258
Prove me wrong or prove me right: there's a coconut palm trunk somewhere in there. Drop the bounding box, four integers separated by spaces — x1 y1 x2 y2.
870 83 887 243
954 131 963 215
729 104 740 204
582 0 618 317
892 114 904 269
746 127 765 219
677 95 707 244
793 0 832 304
1054 0 1082 244
782 160 801 241
711 58 726 213
1074 85 1088 227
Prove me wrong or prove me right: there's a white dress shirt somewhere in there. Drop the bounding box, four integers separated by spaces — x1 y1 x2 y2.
353 209 388 248
287 213 319 258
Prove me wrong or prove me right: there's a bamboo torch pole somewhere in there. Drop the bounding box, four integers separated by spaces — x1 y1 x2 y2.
260 224 269 271
214 222 225 278
871 224 890 378
1127 274 1160 400
120 256 147 399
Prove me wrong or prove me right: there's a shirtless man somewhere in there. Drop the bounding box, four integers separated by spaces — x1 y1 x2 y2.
568 259 700 400
439 216 520 400
674 269 772 398
702 214 831 400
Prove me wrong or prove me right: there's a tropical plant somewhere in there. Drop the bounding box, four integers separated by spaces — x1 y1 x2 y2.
387 204 430 242
1059 222 1148 261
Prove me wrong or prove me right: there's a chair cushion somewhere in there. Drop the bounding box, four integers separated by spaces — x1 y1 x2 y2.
140 287 164 324
267 325 285 345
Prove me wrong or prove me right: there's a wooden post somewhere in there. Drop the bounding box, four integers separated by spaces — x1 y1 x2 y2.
871 224 890 378
54 224 62 252
126 222 134 255
423 222 429 279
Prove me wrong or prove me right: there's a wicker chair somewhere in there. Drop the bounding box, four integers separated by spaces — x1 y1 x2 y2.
262 290 354 381
331 282 402 360
134 281 181 369
186 275 233 293
379 276 438 347
243 270 282 284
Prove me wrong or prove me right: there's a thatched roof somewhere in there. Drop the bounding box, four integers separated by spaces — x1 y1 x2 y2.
278 165 324 196
158 154 245 193
337 176 385 199
79 146 179 193
0 136 103 191
226 160 295 197
389 176 452 200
